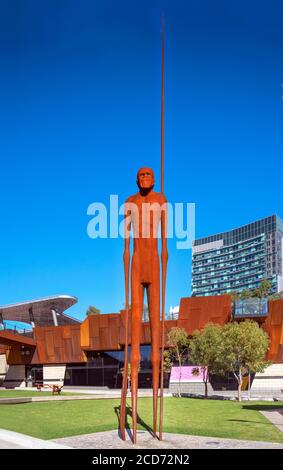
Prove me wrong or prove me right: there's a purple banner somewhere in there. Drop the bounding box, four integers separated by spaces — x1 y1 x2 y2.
170 366 208 383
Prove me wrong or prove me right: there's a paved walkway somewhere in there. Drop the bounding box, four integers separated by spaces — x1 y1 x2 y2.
0 429 71 449
0 391 171 405
0 388 171 405
4 387 283 401
1 416 282 449
261 409 283 433
53 429 283 449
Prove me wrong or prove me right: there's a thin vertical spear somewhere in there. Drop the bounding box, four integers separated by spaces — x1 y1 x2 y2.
159 14 166 441
161 16 165 194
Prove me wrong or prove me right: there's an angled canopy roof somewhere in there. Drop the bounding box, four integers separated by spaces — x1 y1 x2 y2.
0 295 80 327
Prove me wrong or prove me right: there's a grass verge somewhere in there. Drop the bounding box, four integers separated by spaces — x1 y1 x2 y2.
0 397 282 442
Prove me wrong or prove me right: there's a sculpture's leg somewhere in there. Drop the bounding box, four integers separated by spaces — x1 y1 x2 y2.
147 274 160 438
131 281 144 444
120 284 130 439
120 348 128 440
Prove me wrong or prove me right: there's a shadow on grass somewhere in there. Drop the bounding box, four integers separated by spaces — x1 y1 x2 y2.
227 419 275 425
242 404 283 412
178 393 232 401
114 404 154 438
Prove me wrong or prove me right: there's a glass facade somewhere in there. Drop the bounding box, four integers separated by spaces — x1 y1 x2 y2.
26 365 43 386
233 298 268 318
192 215 283 297
64 347 169 389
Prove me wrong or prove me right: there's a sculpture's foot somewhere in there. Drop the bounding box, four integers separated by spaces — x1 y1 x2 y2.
131 373 138 444
152 390 158 439
132 429 137 444
153 424 158 438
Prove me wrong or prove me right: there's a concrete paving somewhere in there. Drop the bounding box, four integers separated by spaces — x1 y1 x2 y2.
0 429 72 449
11 386 169 396
4 386 283 401
1 408 282 449
0 388 171 405
62 387 171 397
52 429 283 449
261 409 283 433
0 392 171 405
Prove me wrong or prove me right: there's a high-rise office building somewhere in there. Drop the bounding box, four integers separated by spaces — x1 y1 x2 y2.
192 215 283 297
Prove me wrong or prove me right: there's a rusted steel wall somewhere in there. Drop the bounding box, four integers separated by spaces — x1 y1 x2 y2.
263 299 283 363
178 294 232 334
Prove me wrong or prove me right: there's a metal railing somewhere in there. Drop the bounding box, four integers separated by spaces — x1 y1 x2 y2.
0 320 33 336
233 298 269 318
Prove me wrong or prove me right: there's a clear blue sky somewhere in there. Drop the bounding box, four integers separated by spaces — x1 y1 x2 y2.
0 1 282 321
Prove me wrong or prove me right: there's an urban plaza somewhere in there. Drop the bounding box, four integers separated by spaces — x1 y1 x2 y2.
0 0 283 454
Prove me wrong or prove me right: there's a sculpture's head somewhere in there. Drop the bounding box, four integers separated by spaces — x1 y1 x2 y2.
136 167 155 191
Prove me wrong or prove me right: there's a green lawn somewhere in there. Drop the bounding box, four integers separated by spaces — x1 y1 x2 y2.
0 390 78 398
0 397 282 442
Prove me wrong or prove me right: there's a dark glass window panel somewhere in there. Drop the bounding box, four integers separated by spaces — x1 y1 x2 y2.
138 372 152 388
27 366 43 385
64 368 72 385
103 351 123 366
87 368 103 386
72 369 87 386
87 352 103 367
103 368 118 388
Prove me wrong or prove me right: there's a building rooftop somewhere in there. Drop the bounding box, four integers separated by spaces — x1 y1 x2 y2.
193 214 283 247
0 295 80 327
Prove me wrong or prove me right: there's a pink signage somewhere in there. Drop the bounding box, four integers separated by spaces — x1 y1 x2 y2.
170 366 208 383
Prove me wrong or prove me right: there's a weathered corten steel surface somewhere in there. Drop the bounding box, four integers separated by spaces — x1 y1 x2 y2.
80 312 177 351
0 331 36 366
263 299 283 363
3 313 177 366
3 296 283 366
178 294 232 334
0 330 36 347
31 325 86 365
6 347 36 365
119 167 168 443
81 313 122 351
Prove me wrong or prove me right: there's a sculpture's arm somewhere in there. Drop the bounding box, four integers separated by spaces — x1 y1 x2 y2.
124 239 130 307
161 199 168 265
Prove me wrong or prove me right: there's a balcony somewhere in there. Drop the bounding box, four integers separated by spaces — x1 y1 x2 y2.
233 298 269 319
0 320 33 338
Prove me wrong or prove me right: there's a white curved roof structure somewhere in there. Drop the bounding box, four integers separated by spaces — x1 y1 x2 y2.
0 295 80 327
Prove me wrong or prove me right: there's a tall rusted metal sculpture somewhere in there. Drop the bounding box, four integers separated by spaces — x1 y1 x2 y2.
120 17 167 444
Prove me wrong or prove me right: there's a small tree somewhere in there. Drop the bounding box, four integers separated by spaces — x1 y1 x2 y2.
221 320 270 401
166 327 189 397
233 280 273 302
269 290 283 300
240 321 270 399
230 291 240 302
252 279 272 298
164 349 173 372
240 288 251 300
86 305 101 316
189 323 224 398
